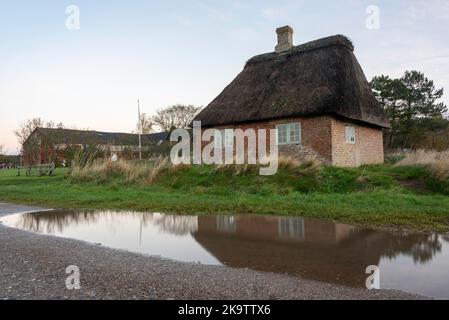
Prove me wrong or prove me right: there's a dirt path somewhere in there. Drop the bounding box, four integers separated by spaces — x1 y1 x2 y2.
0 202 427 300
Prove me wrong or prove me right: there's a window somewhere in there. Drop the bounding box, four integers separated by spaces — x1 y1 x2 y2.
224 129 234 148
277 124 288 145
345 126 356 144
214 129 234 148
290 123 300 143
214 130 223 149
278 217 305 240
276 123 301 145
217 216 236 233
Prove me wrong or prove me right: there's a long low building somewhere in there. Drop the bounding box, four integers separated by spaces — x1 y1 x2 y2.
22 127 169 165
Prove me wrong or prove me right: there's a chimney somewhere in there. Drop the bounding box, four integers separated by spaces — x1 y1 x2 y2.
275 25 294 53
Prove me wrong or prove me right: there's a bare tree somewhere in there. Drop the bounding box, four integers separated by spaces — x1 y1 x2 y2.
15 118 43 147
151 104 202 132
136 113 154 134
14 118 67 145
0 144 4 155
14 118 67 161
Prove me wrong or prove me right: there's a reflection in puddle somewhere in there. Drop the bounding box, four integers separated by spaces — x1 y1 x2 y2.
2 210 449 298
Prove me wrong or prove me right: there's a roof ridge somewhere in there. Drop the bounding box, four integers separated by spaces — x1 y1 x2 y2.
247 34 353 65
36 127 166 137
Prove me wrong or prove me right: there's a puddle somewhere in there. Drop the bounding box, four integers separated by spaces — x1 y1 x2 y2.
2 210 449 299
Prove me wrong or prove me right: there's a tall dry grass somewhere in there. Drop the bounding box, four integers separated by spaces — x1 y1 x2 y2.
396 150 449 180
213 155 322 176
69 156 184 185
68 149 323 185
278 155 322 172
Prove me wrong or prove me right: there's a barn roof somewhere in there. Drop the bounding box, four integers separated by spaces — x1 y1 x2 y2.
194 34 390 128
28 128 169 146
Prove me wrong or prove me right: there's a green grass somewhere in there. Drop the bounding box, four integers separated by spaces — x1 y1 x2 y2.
0 164 449 232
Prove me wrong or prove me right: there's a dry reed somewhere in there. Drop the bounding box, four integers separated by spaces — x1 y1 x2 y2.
396 150 449 180
69 156 182 185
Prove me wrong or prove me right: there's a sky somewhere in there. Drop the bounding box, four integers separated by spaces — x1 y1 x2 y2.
1 0 448 154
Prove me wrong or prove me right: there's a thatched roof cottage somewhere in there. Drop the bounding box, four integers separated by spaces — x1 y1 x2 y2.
194 26 390 167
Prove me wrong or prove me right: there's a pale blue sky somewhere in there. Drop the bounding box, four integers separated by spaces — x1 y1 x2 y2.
1 0 448 153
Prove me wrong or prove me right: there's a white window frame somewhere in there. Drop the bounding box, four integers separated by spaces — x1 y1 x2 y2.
214 130 223 149
224 129 234 148
345 125 356 144
214 129 234 149
276 122 301 145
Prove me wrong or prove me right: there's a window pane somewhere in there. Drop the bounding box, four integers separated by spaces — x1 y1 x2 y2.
289 123 300 143
277 124 288 144
277 123 301 144
214 130 222 148
282 126 287 143
345 126 356 144
225 129 234 148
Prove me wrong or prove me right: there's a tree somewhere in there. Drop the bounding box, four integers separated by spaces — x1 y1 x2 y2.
14 118 53 147
371 70 447 150
400 71 447 148
151 104 202 132
401 71 446 118
371 75 407 149
14 118 70 165
407 117 449 151
0 145 6 164
136 113 154 134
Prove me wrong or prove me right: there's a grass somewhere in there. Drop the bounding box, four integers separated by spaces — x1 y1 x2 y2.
1 156 449 232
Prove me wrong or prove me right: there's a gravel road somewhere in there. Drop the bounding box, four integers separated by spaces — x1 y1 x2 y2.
0 202 427 300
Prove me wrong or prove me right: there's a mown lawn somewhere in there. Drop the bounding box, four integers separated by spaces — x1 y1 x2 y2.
0 165 449 232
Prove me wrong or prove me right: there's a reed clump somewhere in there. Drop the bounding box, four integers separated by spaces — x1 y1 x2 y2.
69 151 184 185
396 150 449 180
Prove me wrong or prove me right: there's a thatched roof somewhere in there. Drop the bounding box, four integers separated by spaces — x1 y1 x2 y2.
194 35 390 128
27 128 168 146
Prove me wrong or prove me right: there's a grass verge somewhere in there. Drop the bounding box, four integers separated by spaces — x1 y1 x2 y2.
1 161 449 232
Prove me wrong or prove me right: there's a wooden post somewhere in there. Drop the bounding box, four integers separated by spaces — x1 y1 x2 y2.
138 99 142 160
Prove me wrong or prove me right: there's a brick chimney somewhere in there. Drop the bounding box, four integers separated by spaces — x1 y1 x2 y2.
275 25 294 53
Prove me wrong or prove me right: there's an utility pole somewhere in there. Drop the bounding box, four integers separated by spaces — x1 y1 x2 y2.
137 99 142 160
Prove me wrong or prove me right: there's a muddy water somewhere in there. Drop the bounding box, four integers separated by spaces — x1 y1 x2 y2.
2 210 448 298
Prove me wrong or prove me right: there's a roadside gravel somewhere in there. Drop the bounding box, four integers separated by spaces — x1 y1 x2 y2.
0 202 428 300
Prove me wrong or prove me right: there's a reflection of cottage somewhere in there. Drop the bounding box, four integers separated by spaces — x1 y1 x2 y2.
193 216 437 288
194 26 390 167
12 210 442 289
22 128 169 165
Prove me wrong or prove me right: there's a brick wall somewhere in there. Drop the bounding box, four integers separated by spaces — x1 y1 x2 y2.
203 115 384 167
205 115 333 164
330 118 384 167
